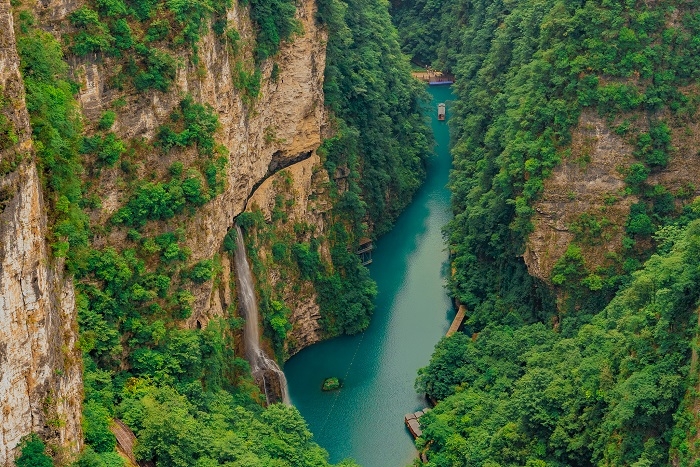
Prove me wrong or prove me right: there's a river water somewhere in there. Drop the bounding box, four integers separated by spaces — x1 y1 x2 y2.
284 85 455 466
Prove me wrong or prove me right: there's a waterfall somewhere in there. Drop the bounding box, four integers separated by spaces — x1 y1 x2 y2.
233 225 290 405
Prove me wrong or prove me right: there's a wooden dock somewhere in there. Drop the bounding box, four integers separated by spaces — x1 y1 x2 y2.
446 305 467 337
404 407 431 439
412 71 455 85
357 238 373 266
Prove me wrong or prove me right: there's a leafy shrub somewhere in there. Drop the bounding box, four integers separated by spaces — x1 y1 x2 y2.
189 259 214 283
169 161 184 177
75 447 125 467
15 434 53 467
156 96 219 155
17 14 90 269
625 163 650 187
627 203 654 236
636 121 672 168
112 181 185 227
95 0 127 17
69 7 114 56
83 400 117 453
145 19 170 43
133 48 176 92
98 111 116 130
82 133 126 166
292 243 320 280
242 0 299 61
110 19 134 52
182 172 209 206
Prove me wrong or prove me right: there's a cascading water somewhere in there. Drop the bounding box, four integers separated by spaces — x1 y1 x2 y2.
234 225 290 405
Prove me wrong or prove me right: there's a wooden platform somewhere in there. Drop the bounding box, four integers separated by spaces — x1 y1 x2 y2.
404 407 431 439
357 238 373 266
446 305 467 337
412 71 455 85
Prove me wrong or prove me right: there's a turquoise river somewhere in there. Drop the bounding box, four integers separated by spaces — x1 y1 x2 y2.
284 85 456 466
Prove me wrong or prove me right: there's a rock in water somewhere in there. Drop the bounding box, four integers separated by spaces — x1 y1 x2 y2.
322 377 341 391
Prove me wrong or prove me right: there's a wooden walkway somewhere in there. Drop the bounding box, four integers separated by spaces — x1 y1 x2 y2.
446 305 467 337
110 419 155 467
357 238 373 266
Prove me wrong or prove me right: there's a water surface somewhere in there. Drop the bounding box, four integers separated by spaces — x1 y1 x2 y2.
285 86 455 466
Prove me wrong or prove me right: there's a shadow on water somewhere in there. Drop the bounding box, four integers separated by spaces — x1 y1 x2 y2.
284 85 455 467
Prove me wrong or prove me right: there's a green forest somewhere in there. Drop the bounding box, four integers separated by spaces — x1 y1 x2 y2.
14 0 700 463
391 0 700 465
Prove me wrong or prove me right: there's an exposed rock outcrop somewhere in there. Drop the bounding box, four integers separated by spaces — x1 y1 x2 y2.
0 1 82 464
247 152 332 353
524 111 637 282
61 0 328 329
525 109 700 285
1 0 332 459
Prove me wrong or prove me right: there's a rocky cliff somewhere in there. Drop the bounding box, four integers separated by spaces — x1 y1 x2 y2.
1 0 330 462
246 151 332 354
525 107 700 296
53 0 328 328
0 0 83 464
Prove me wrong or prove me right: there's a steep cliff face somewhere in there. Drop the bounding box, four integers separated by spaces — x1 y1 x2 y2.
246 152 332 353
2 0 330 462
0 1 82 464
52 0 328 327
524 111 638 282
525 109 700 285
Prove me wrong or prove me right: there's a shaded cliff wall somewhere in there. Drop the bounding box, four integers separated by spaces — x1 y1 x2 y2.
0 0 82 464
246 152 332 353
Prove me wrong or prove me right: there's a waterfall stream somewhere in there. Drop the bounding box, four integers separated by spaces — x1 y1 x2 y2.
234 225 290 405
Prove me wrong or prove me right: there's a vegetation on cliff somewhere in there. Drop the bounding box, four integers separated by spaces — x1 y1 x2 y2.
11 0 430 462
320 0 432 236
392 0 700 464
237 0 432 350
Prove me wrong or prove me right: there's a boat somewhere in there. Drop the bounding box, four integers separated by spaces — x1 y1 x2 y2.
437 103 446 121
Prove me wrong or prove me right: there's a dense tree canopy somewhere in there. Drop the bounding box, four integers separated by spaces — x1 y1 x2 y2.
392 0 700 464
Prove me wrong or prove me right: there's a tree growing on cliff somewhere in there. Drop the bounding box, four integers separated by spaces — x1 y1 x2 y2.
15 434 54 467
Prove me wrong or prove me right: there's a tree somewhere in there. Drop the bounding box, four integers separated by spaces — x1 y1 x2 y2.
15 434 54 467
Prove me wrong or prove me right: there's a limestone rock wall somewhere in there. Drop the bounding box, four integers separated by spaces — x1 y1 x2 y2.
57 0 328 329
1 0 331 462
247 152 332 353
0 0 83 464
524 111 637 281
524 109 700 284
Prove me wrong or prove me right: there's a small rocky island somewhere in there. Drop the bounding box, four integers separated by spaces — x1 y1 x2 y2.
322 377 341 391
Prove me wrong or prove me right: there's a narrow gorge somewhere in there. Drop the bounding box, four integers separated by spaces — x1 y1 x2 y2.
9 0 700 465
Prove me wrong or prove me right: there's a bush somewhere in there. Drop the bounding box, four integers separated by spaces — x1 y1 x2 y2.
133 48 176 92
82 133 126 167
244 0 299 61
112 181 185 227
75 447 125 467
625 163 650 187
98 111 116 130
189 259 214 283
292 243 320 280
83 400 117 453
69 7 114 56
156 96 219 155
15 434 53 467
